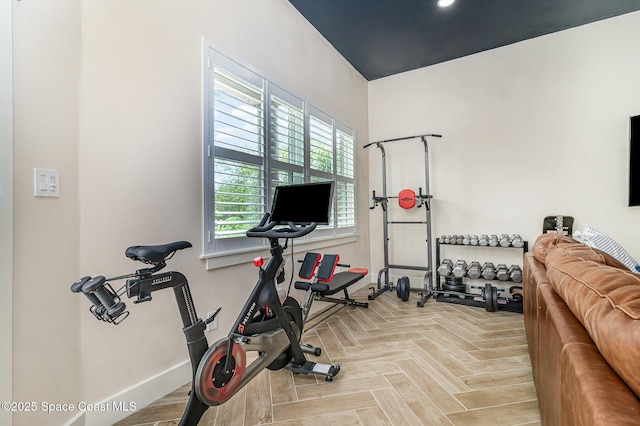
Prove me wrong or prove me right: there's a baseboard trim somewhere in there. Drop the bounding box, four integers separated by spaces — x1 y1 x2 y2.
65 360 191 426
64 411 85 426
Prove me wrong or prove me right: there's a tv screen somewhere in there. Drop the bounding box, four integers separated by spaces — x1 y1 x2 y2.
630 115 640 206
270 181 335 224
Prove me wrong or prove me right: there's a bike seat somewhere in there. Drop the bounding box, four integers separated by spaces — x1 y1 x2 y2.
125 241 192 264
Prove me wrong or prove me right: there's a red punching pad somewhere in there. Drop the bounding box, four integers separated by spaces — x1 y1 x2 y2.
398 189 416 209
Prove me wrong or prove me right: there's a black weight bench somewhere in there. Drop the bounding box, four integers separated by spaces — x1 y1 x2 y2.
294 253 368 328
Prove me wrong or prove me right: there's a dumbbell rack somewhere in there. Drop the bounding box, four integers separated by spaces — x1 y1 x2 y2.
434 239 528 313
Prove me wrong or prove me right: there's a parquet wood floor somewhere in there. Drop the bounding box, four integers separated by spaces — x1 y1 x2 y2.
115 288 540 425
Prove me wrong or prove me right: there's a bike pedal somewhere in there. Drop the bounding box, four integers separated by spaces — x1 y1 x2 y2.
311 362 340 378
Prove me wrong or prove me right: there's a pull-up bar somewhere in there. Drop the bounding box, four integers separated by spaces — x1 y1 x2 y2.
363 133 442 149
365 131 442 304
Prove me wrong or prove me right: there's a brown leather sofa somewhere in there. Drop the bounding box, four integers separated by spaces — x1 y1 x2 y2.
524 233 640 425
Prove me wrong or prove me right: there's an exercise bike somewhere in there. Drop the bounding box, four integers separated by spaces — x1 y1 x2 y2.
71 182 342 425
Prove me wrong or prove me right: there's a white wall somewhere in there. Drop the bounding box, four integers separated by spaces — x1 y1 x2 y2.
10 1 368 425
368 11 640 281
12 0 82 425
76 0 369 423
0 0 13 423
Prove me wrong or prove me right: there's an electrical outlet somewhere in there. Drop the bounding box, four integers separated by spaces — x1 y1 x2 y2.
206 312 218 331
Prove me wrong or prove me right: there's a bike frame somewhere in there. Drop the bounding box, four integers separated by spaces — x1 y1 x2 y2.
126 235 303 423
231 238 305 361
75 182 339 425
126 266 210 424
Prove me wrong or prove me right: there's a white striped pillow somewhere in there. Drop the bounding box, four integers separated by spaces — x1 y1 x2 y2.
576 225 639 272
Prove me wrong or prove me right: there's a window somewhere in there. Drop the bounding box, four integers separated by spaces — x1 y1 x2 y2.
203 47 356 255
336 127 356 230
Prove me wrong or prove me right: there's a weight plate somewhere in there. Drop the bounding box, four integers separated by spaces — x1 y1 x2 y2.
442 281 466 292
485 283 496 312
444 276 464 291
491 285 499 311
397 276 410 301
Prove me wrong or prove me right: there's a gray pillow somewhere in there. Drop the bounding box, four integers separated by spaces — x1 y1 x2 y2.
574 225 639 272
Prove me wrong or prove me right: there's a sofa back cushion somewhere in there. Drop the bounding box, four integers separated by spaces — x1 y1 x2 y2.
533 233 627 270
545 247 640 397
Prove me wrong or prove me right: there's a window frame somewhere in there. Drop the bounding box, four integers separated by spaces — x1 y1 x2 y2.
203 44 357 257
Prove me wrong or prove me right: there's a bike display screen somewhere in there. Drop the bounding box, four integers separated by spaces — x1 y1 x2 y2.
270 181 335 225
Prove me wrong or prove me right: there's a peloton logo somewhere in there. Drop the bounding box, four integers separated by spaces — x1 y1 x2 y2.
152 276 171 285
238 302 257 334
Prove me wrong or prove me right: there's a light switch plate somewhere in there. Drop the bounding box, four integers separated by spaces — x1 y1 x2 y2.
34 168 60 197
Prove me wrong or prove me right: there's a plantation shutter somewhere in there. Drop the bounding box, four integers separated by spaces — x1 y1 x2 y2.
211 59 266 245
336 126 356 230
269 86 305 199
204 46 358 256
309 110 334 177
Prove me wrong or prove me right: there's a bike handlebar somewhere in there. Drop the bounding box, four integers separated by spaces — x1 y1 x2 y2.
245 213 318 239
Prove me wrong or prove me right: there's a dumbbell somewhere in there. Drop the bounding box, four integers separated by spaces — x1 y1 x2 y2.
509 265 523 283
462 235 471 245
495 264 509 281
437 259 454 276
439 235 446 244
478 234 489 246
71 276 108 320
81 276 127 322
499 234 511 247
467 261 482 279
481 262 496 280
456 235 464 245
452 260 468 278
489 235 499 247
511 234 524 248
470 235 479 246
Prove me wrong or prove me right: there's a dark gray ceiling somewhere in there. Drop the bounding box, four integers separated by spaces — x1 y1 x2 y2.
289 0 640 81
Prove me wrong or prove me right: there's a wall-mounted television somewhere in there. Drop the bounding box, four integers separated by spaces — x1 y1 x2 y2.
629 115 640 206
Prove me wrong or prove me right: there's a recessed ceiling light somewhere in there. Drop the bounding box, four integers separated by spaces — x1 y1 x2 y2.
437 0 455 7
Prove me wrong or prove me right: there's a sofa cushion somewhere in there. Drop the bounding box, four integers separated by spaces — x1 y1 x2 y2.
532 233 627 270
545 248 640 397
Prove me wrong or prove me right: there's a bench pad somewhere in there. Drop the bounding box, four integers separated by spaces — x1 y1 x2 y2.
295 271 364 295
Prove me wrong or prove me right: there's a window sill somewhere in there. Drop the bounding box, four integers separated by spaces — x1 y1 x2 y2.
202 234 359 271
